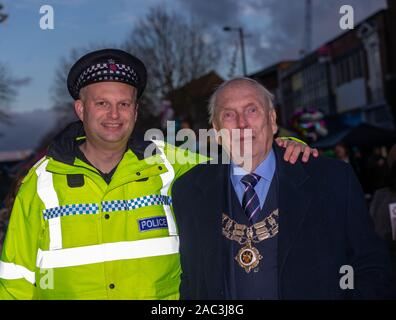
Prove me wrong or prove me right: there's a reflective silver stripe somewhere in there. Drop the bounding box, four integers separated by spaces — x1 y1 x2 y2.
36 236 179 269
36 159 62 250
102 195 171 212
152 140 177 236
43 203 99 220
0 261 35 284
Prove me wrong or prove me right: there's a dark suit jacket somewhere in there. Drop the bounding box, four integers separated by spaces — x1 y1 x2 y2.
172 145 394 299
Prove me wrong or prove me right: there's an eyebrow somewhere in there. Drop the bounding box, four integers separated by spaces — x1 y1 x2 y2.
219 108 236 112
219 103 259 111
91 96 133 102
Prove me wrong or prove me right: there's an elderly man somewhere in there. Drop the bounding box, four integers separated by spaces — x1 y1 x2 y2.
0 50 315 300
172 77 393 300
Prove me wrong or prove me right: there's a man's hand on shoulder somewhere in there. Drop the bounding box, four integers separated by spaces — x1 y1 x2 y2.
275 137 319 164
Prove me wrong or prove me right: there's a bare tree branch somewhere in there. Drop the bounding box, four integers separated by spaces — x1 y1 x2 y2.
123 6 220 108
50 44 118 127
0 3 8 23
49 6 221 134
0 64 16 109
0 4 14 128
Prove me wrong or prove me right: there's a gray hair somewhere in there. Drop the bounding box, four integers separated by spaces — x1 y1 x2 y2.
208 77 274 124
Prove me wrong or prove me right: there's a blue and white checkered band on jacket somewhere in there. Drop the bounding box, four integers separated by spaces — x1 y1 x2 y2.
74 61 139 93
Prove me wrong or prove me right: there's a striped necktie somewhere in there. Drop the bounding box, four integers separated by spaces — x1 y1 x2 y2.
241 173 261 222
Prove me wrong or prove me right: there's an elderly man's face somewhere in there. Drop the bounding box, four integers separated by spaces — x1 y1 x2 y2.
74 82 138 150
213 81 277 170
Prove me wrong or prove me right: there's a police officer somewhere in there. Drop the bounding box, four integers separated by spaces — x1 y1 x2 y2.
0 49 316 299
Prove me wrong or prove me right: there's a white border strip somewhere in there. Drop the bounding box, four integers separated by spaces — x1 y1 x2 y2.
152 140 177 236
36 159 62 250
36 236 179 269
0 261 35 284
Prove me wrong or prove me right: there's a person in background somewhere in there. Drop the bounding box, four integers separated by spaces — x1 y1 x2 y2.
0 173 24 254
365 146 388 194
334 143 350 163
370 144 396 282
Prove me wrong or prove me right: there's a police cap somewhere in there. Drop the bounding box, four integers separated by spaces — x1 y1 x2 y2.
67 48 147 100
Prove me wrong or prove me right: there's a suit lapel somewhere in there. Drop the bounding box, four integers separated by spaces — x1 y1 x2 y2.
194 162 229 297
273 145 313 277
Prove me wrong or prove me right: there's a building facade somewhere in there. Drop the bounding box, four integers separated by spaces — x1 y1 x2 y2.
252 2 396 131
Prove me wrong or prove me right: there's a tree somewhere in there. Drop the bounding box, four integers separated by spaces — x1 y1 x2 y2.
0 3 8 23
123 6 220 112
50 6 221 134
51 45 118 127
0 64 15 122
51 48 84 126
0 4 12 124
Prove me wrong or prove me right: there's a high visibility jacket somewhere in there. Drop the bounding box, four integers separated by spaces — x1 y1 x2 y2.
0 122 205 299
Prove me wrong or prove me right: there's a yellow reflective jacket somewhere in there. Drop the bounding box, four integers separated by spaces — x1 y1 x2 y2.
0 122 205 299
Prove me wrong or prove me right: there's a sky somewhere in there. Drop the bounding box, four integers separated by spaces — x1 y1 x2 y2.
0 108 57 151
0 0 388 114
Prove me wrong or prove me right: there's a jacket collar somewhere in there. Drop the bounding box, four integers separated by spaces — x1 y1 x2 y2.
194 143 310 192
191 156 229 298
271 144 313 286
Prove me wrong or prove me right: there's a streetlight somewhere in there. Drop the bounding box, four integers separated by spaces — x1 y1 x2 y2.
223 26 247 76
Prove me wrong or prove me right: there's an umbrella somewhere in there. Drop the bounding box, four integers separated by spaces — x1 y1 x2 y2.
312 124 396 149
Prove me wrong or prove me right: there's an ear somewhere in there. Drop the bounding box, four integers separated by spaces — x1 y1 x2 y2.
74 100 84 122
212 121 218 132
212 121 222 145
270 109 278 135
134 103 139 122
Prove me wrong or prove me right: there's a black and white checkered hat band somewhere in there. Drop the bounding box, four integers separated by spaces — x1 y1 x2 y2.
74 62 139 93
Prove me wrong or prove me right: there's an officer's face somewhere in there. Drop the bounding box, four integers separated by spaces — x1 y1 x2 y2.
212 81 277 170
74 82 138 149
